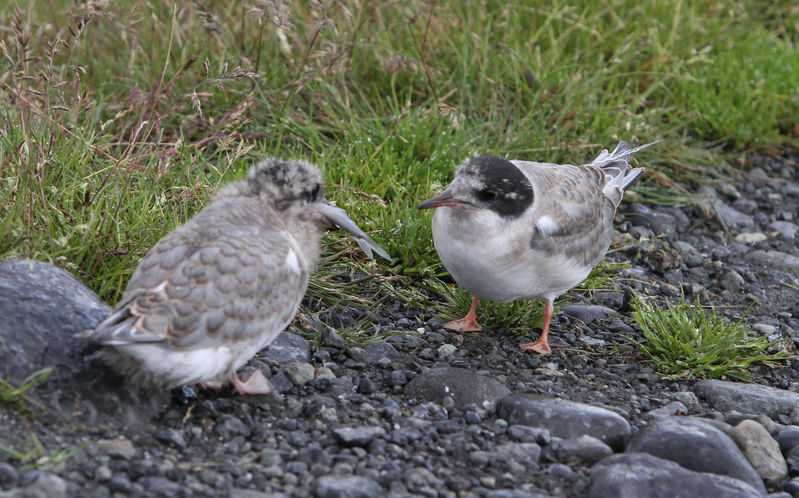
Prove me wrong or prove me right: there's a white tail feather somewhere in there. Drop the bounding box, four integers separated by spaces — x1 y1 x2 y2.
592 139 661 166
593 139 661 190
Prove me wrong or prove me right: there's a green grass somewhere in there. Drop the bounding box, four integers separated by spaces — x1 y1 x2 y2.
0 434 86 470
1 1 798 328
0 368 53 415
631 295 793 381
424 277 545 331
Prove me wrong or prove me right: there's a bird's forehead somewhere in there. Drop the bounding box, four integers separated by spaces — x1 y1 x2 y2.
248 159 323 195
457 156 528 189
257 161 321 185
455 170 490 190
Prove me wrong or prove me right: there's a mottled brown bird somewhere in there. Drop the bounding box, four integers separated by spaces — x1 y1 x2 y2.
418 140 658 355
81 158 389 394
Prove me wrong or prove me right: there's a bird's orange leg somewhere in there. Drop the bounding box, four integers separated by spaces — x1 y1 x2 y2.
442 295 483 332
520 298 553 355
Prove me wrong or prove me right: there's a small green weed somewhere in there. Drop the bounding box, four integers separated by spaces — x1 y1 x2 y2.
0 434 86 470
631 295 792 381
576 260 630 293
0 368 52 414
0 369 86 470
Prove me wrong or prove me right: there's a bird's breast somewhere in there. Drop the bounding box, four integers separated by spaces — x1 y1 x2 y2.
431 208 593 302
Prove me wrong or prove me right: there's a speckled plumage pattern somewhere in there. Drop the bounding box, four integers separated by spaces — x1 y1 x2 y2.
418 140 658 354
82 158 383 391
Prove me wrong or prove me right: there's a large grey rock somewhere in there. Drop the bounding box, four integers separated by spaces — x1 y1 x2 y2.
0 259 109 384
787 446 799 478
643 400 687 420
0 259 167 427
0 463 19 488
320 327 347 349
483 491 551 498
497 394 631 451
731 419 787 480
0 472 70 498
783 182 799 197
776 426 799 455
283 361 315 386
719 269 746 293
262 331 311 364
493 442 542 462
405 367 510 409
709 197 755 230
508 425 551 444
554 435 613 465
560 305 618 324
745 250 799 277
363 341 401 362
695 379 799 419
768 221 799 240
333 426 387 447
311 475 384 498
95 437 137 459
230 489 276 498
627 203 679 238
470 442 542 467
626 416 766 494
660 206 692 232
589 453 765 498
138 477 188 497
672 240 706 267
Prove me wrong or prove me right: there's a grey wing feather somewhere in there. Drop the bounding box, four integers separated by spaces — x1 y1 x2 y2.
168 230 308 350
526 164 617 266
509 139 659 265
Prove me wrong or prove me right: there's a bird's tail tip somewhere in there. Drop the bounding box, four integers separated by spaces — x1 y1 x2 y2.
593 139 662 166
595 139 661 191
621 167 646 190
612 139 662 160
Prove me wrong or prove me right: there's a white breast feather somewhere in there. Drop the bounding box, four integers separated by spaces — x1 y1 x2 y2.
432 207 593 302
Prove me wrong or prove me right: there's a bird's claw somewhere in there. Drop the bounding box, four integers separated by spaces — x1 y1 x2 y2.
231 369 272 395
442 317 483 333
519 340 551 356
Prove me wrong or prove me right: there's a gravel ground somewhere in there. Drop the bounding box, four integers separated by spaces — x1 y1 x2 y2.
1 150 799 497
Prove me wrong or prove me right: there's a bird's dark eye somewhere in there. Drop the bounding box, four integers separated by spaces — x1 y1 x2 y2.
306 183 321 202
477 189 497 202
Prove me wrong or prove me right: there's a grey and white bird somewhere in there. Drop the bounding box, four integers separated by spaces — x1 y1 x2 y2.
418 140 659 355
80 158 389 394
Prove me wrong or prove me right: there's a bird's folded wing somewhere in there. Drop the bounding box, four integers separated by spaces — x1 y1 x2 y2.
516 163 617 267
88 224 308 351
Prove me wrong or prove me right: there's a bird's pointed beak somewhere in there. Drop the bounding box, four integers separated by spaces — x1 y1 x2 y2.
417 190 472 210
314 202 392 261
